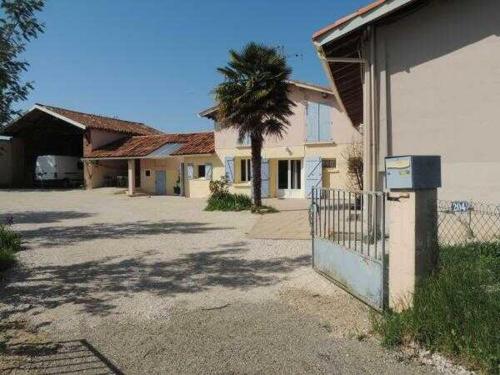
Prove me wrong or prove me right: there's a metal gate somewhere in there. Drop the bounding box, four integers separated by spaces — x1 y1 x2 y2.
310 188 387 311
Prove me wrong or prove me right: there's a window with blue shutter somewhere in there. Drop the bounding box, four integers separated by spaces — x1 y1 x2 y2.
306 102 332 142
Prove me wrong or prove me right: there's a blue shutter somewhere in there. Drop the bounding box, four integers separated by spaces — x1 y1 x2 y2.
224 156 234 183
319 104 332 141
305 156 322 197
187 164 194 179
306 102 319 142
261 159 270 198
205 163 212 180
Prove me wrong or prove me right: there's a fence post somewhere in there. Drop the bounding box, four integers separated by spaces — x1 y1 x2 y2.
387 190 439 311
385 156 441 312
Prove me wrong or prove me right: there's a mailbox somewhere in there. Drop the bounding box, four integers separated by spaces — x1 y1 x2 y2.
385 155 441 190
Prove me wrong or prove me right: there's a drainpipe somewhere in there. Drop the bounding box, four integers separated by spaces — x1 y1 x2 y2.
370 25 377 192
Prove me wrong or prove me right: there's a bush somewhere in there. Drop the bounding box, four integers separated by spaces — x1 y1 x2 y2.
373 241 500 373
0 225 21 252
205 192 252 211
0 224 21 272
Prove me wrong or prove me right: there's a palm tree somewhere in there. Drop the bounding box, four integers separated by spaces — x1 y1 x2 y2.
214 42 295 207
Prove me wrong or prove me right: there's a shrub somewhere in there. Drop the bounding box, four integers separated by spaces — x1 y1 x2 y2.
0 225 21 252
209 176 229 196
205 192 252 211
0 224 21 272
373 241 500 373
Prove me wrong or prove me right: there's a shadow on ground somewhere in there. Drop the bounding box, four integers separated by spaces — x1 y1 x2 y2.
1 211 95 225
2 339 123 374
1 242 311 318
17 220 233 248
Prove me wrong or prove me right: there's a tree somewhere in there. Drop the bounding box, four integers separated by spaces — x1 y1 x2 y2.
214 42 294 207
342 141 363 191
0 0 45 127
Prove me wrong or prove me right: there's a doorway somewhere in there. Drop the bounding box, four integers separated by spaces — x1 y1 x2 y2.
155 170 167 195
277 159 303 198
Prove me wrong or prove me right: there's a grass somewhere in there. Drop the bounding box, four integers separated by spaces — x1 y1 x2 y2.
0 225 21 272
205 192 253 211
373 241 499 373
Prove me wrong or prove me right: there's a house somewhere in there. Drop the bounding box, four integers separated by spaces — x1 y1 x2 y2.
1 104 161 188
84 80 358 199
313 0 500 202
2 79 358 198
83 132 215 196
197 80 360 199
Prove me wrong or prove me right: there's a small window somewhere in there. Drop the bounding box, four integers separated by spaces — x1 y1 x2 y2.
77 161 83 170
322 159 336 169
240 159 251 182
198 165 206 178
145 170 151 177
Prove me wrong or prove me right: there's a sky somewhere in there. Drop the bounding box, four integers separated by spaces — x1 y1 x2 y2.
17 0 368 133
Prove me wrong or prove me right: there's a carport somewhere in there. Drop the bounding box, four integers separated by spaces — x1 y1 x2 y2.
1 104 161 188
1 105 84 187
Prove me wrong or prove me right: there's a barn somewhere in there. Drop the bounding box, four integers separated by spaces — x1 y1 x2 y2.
0 104 161 188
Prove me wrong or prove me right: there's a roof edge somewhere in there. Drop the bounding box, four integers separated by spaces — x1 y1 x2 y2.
198 80 333 118
312 0 417 46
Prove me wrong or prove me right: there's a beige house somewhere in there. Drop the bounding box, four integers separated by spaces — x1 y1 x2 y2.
84 132 215 197
313 0 500 202
84 80 359 199
197 80 360 199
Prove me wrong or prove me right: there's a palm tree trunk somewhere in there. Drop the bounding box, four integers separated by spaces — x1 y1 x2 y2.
251 135 263 207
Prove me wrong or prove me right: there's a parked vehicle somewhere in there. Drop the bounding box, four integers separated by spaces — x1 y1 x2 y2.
35 155 83 188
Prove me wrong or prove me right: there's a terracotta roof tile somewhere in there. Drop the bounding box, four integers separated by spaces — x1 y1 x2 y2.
312 0 388 40
37 104 162 136
86 132 214 158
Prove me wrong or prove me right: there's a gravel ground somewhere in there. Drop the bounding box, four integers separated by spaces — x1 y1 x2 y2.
0 188 440 374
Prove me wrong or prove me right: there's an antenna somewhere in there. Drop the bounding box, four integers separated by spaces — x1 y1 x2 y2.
276 45 303 62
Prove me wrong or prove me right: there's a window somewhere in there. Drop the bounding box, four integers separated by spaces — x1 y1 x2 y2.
197 165 206 178
322 159 336 169
145 170 151 177
306 102 332 142
240 159 251 182
238 134 251 146
77 161 83 170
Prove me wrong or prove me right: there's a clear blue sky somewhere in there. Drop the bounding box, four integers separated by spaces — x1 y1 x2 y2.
19 0 367 133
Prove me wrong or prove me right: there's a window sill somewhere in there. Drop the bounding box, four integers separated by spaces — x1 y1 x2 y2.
305 140 335 146
324 168 340 174
233 182 251 188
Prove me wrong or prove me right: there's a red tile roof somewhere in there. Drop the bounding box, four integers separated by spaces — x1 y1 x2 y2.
86 132 214 158
37 104 162 136
312 0 388 40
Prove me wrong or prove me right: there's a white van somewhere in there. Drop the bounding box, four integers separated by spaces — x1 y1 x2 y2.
35 155 83 187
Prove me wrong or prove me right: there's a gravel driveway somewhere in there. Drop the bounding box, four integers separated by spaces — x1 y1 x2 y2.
0 189 438 374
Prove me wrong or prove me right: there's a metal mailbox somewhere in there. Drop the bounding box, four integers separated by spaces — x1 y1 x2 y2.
385 155 441 190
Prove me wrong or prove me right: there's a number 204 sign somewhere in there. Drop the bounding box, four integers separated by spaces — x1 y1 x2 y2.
451 201 470 213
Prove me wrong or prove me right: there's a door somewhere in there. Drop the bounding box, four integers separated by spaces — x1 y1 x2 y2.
277 159 302 198
155 170 167 195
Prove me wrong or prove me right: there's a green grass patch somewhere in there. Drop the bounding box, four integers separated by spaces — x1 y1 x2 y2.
0 225 21 272
0 225 21 252
373 241 500 373
205 192 253 211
